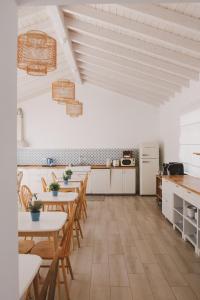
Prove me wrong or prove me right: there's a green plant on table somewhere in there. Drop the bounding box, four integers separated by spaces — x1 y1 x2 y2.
49 182 60 191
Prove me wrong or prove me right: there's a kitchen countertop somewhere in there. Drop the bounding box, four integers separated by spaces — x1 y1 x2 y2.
18 164 136 169
163 175 200 196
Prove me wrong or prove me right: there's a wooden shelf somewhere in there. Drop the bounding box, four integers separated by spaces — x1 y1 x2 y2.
193 152 200 156
156 175 162 204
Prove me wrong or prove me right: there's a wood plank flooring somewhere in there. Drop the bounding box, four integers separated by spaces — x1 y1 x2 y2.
62 196 200 300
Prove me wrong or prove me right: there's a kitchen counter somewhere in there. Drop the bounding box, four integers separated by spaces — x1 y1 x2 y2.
18 164 136 169
163 175 200 196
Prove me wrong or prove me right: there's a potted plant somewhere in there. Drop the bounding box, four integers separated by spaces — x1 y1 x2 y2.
65 169 73 179
49 182 60 196
63 172 70 185
29 195 42 222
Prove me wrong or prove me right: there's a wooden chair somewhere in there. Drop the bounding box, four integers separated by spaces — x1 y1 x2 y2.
19 185 35 252
19 185 32 211
31 202 77 300
51 172 58 183
73 186 85 248
18 239 35 254
41 177 48 192
82 175 88 220
35 255 59 300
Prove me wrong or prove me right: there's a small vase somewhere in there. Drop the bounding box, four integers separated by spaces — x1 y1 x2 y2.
52 190 58 196
64 179 68 185
31 211 40 222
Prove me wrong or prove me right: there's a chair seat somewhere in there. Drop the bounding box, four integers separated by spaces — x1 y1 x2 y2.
19 240 35 254
30 241 56 259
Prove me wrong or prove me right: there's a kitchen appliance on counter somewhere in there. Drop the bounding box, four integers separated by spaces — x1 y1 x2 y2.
112 159 120 167
120 157 135 166
120 150 136 167
162 162 184 175
46 158 54 166
139 143 159 195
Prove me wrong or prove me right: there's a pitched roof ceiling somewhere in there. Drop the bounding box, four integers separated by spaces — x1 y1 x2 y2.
18 3 200 106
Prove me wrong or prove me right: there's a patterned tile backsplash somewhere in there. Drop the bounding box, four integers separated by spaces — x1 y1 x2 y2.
17 148 139 166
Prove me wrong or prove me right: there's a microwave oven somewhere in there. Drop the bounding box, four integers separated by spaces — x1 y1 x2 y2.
120 158 135 167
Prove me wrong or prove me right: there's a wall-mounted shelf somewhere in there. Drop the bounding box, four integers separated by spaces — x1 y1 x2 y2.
193 152 200 156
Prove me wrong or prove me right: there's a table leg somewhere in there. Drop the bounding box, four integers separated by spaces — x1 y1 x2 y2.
33 272 40 300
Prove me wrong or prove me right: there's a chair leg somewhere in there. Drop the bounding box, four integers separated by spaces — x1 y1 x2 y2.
74 223 81 248
83 202 87 219
77 220 83 239
61 260 70 300
56 268 61 300
33 273 39 300
66 257 74 280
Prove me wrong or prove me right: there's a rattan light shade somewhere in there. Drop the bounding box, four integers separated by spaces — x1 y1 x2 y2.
66 100 83 117
52 80 75 104
17 30 57 76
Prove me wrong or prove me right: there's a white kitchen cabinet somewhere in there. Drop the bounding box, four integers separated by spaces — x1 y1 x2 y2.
19 166 136 195
123 169 136 194
110 169 123 194
162 179 175 223
89 169 110 194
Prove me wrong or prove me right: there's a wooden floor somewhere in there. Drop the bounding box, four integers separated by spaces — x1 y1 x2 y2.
63 195 200 300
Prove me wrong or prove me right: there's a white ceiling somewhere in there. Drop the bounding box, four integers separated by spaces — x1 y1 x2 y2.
18 3 200 106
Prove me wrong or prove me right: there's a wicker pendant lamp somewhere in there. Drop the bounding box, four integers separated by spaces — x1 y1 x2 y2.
52 80 75 104
66 100 83 117
17 30 57 76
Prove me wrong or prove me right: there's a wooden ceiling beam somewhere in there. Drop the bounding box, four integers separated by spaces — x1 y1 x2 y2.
121 4 200 33
74 44 181 92
65 18 199 79
47 6 82 83
78 58 175 98
82 75 163 106
63 5 200 56
80 68 172 99
80 66 173 98
80 71 167 102
70 32 190 87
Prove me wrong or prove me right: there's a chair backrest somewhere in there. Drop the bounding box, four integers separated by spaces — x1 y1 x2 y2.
17 171 23 194
39 255 59 300
19 185 32 211
51 172 57 183
41 177 48 192
75 185 85 221
59 202 77 258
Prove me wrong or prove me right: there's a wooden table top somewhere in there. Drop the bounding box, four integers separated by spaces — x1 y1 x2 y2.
18 212 67 233
163 175 200 196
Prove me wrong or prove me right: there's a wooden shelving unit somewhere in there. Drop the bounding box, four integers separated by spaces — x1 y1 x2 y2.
156 175 162 204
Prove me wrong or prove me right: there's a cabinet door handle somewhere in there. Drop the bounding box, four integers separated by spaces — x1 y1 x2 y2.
187 191 191 194
142 161 150 163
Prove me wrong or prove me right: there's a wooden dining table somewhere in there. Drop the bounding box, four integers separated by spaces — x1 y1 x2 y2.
58 181 81 192
19 254 42 300
18 211 67 250
35 191 78 212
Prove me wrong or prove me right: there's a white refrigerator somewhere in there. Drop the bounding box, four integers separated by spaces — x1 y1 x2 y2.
139 143 159 195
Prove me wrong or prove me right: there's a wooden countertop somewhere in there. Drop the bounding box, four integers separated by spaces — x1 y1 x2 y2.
163 175 200 196
18 164 136 170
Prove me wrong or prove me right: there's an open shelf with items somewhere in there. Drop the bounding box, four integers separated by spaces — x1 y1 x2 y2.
174 210 183 233
172 193 199 254
184 218 197 248
174 194 183 215
156 175 162 204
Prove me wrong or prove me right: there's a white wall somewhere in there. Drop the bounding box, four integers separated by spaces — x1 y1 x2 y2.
19 82 160 149
159 79 200 176
0 1 18 299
